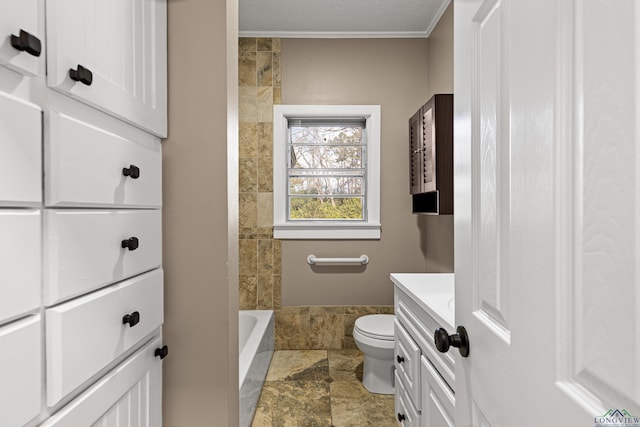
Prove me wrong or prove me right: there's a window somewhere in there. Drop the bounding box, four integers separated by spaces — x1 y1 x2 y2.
273 105 381 239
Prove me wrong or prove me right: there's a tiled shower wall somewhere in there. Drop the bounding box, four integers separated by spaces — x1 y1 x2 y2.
238 38 393 351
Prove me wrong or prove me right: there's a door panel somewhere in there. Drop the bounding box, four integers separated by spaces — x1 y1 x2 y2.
0 0 40 76
471 0 511 337
556 0 640 411
46 0 167 136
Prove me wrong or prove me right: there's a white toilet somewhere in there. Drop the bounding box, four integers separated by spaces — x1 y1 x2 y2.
353 314 395 394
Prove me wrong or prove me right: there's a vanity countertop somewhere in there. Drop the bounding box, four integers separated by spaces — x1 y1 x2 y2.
390 273 455 331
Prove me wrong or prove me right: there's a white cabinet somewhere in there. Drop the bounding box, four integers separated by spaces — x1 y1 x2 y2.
0 0 41 77
44 209 162 305
0 1 166 423
46 269 164 406
420 356 454 427
0 90 42 206
46 0 167 137
41 337 163 427
392 274 455 427
45 112 162 209
0 315 42 427
0 210 41 324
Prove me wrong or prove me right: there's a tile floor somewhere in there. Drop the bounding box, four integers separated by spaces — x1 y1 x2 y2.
251 349 396 427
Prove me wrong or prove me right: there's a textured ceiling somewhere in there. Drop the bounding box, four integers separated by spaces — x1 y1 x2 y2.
239 0 451 38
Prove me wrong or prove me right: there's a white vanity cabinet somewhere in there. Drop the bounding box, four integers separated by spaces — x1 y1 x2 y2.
392 273 456 427
46 0 167 137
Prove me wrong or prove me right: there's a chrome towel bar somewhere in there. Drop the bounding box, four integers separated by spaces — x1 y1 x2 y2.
306 254 369 265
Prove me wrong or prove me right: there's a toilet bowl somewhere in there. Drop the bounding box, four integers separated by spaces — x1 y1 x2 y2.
353 314 395 394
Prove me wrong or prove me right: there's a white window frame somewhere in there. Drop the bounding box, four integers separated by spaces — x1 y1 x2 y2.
273 105 381 239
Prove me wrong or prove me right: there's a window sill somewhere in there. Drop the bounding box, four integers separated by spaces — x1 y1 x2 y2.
273 222 381 240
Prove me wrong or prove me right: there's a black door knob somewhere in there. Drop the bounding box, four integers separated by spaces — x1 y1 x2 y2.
122 165 140 179
397 413 406 422
10 29 41 57
155 345 169 359
122 311 140 327
434 326 470 357
121 236 139 251
69 64 93 85
396 355 405 363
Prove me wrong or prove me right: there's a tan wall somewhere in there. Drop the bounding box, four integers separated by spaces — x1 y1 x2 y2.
163 0 239 425
421 2 455 273
280 39 429 306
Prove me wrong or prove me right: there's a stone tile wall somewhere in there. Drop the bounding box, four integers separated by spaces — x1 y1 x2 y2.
238 37 282 311
275 305 394 350
238 38 394 350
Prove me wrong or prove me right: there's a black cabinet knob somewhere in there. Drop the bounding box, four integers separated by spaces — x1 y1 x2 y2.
10 29 41 57
434 326 470 357
69 64 93 86
155 345 169 359
396 355 405 364
121 236 139 251
122 164 140 179
397 413 406 422
122 311 140 327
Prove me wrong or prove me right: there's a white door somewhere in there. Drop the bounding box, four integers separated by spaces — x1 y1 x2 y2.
454 0 640 425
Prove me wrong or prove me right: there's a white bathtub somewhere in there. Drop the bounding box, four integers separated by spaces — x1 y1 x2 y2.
239 310 274 427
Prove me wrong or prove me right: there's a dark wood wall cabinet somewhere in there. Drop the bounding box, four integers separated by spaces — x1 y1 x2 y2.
409 93 453 215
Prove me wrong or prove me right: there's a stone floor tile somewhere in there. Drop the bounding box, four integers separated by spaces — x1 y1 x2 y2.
266 350 329 381
252 380 331 427
328 350 364 382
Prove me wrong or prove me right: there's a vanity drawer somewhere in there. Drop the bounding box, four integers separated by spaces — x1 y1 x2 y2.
421 355 455 427
0 210 41 324
46 269 164 406
395 320 421 410
394 370 420 427
41 336 163 427
0 315 41 427
396 290 455 391
45 111 162 208
44 209 162 305
0 91 41 206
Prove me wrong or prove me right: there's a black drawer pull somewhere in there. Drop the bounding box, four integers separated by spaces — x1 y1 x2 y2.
396 355 405 363
122 311 140 327
121 236 139 251
10 29 41 57
122 164 140 179
397 413 406 422
69 64 93 85
155 345 169 360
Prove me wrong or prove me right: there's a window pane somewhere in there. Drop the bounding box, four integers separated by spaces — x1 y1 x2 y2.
290 126 362 145
290 145 362 169
289 177 364 196
289 197 363 220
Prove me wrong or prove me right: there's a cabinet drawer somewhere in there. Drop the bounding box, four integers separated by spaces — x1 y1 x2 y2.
0 0 41 77
420 355 455 427
395 320 421 411
0 210 41 324
42 336 163 427
394 371 420 427
397 292 455 391
0 315 41 427
45 0 167 137
46 269 164 406
44 209 162 305
45 112 162 208
0 91 41 206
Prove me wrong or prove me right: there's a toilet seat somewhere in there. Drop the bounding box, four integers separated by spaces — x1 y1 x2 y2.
354 314 394 341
